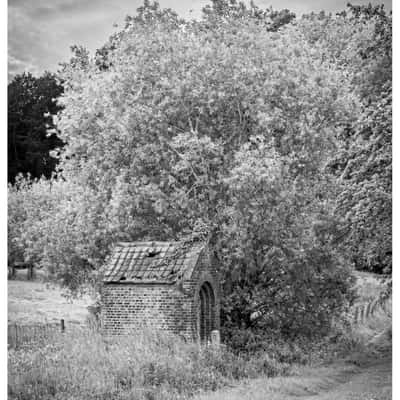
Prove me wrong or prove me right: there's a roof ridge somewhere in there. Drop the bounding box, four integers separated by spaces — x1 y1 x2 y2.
115 241 179 247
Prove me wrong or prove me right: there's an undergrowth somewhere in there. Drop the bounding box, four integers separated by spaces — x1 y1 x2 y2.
9 311 391 400
8 329 290 400
9 276 391 400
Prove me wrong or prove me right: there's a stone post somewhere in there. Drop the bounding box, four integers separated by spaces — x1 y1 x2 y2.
211 330 220 347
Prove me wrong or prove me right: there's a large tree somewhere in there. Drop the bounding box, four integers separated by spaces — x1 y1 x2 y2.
10 1 382 344
301 4 392 274
54 1 358 336
340 4 391 274
8 72 64 183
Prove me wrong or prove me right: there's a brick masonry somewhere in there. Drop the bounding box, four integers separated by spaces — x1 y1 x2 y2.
101 246 220 341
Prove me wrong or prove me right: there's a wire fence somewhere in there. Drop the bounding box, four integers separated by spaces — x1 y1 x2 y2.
8 319 99 349
8 308 102 350
351 295 391 325
8 320 65 349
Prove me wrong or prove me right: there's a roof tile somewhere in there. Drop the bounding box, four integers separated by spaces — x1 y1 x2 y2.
102 241 205 283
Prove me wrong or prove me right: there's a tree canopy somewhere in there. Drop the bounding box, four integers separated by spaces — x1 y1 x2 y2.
8 72 64 183
8 0 391 346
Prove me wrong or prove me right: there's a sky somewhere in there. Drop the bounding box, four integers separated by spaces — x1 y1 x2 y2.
8 0 392 79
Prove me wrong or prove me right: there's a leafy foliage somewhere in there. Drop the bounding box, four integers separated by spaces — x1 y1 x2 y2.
8 72 64 183
219 142 355 345
202 0 295 31
334 88 391 274
319 4 392 273
8 1 390 345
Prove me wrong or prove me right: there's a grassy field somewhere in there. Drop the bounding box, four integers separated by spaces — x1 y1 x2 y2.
8 279 92 325
8 271 388 326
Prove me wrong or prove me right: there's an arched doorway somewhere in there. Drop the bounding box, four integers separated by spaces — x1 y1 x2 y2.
199 282 215 342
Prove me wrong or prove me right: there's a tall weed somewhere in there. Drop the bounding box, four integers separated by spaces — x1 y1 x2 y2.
8 329 289 400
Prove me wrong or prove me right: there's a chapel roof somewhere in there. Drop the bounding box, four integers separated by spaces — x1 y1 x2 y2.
102 241 206 284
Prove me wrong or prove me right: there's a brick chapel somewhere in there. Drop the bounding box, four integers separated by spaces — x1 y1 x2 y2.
100 240 220 342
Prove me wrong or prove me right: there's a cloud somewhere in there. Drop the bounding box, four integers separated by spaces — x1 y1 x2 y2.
8 53 40 80
8 0 132 78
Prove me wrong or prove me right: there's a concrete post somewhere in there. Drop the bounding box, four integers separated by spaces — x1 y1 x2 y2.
211 330 220 346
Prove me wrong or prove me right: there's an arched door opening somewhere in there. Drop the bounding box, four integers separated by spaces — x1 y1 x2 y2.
199 282 215 342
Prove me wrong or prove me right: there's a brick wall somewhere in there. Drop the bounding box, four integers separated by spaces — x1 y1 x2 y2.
183 248 220 339
101 246 220 340
101 284 193 336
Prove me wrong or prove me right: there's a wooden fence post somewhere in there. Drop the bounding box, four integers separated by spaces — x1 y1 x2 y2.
370 300 376 316
27 265 34 280
8 266 16 279
354 306 359 324
15 323 18 349
365 302 371 318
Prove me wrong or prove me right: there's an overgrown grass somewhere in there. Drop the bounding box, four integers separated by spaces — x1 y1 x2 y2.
8 328 291 400
10 320 386 400
8 273 390 400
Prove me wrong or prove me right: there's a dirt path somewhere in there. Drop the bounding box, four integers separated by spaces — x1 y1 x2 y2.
195 354 391 400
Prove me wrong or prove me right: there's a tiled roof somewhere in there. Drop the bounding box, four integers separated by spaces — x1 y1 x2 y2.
102 241 205 283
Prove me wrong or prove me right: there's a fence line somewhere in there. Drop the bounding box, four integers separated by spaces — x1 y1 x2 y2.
8 319 69 349
8 317 102 349
351 295 391 325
